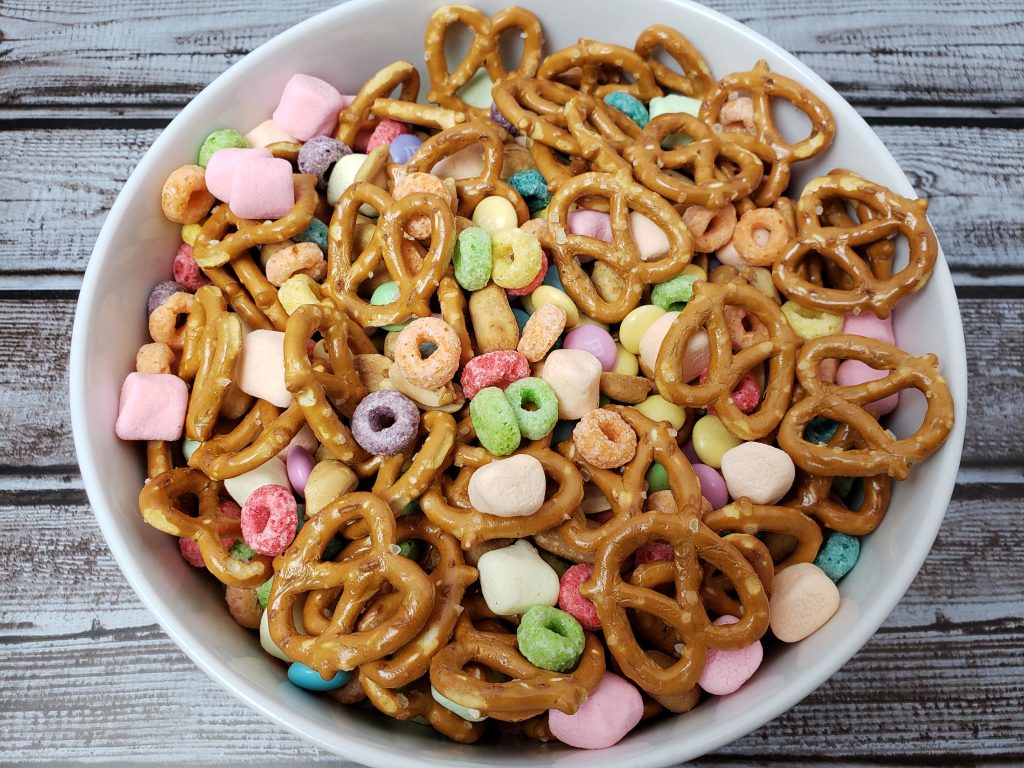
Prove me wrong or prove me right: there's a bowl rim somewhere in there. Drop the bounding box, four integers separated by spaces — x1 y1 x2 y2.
70 0 968 765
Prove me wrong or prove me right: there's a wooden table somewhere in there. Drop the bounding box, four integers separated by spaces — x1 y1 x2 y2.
1 1 1021 764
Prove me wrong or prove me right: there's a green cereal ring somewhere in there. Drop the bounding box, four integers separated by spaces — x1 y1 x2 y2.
293 217 329 254
503 377 559 440
454 227 493 291
814 532 860 582
229 540 257 562
256 576 274 609
516 605 585 672
509 170 552 213
470 387 521 456
651 272 700 312
198 129 248 168
603 92 650 128
645 462 670 493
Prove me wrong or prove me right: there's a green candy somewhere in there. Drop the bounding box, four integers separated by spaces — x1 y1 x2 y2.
648 95 701 149
454 227 493 291
538 549 571 578
645 462 670 493
370 281 409 332
503 377 559 440
814 532 860 582
603 92 649 128
398 539 421 561
256 577 274 609
470 387 521 456
198 128 248 168
516 605 585 672
229 540 257 562
651 272 700 312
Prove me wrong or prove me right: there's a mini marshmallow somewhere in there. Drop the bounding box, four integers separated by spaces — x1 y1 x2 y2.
431 143 486 180
244 119 298 149
639 312 711 383
769 562 841 642
115 372 188 441
836 359 899 416
628 211 670 261
720 441 796 504
223 456 291 507
548 672 644 749
638 310 678 372
843 311 896 345
477 539 559 615
204 147 273 202
567 209 613 244
237 329 292 408
272 74 346 142
228 157 295 220
698 615 763 695
468 454 546 517
326 153 369 206
539 348 602 420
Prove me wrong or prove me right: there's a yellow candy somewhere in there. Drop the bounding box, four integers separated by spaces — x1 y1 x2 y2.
472 196 518 236
181 223 202 246
692 415 743 468
278 274 323 315
635 395 686 430
781 301 843 340
491 229 543 289
681 263 707 282
613 343 639 375
529 285 579 328
619 305 666 354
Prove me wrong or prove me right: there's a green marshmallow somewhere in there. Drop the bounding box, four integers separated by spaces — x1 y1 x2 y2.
198 128 248 168
229 540 257 562
454 227 493 291
182 438 201 462
430 686 488 722
651 272 700 312
516 605 585 672
648 95 702 149
503 377 559 440
456 67 495 110
256 577 274 609
469 387 521 456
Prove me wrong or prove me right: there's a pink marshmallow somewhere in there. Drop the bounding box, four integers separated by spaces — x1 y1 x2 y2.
115 372 188 441
628 211 670 261
237 329 292 408
244 119 297 148
698 615 764 695
228 157 295 220
548 672 643 749
836 359 899 416
204 147 273 202
567 209 612 243
843 311 896 345
272 74 345 141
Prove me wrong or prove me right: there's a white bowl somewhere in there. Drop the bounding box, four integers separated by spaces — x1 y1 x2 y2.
70 0 968 765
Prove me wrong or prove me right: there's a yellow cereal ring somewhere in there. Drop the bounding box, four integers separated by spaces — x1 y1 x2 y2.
278 274 323 315
491 229 544 290
781 300 843 340
619 305 666 354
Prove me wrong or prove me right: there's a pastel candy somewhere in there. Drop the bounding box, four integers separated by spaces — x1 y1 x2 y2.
457 66 495 109
638 310 678 372
223 456 290 507
228 157 295 220
468 454 546 517
562 324 617 371
769 562 841 642
843 311 896 345
431 686 488 722
326 153 370 205
477 539 559 615
114 372 188 441
836 359 899 416
648 94 701 118
628 211 670 261
278 423 319 460
548 672 643 749
639 312 710 381
237 329 291 408
698 615 763 695
567 209 612 243
691 415 743 469
691 463 729 509
431 143 486 180
244 119 297 148
720 441 796 504
204 147 273 202
272 73 346 141
539 348 602 419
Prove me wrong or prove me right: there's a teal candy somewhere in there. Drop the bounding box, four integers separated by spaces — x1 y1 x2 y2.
542 263 564 291
454 227 493 291
645 462 670 493
256 577 273 609
803 416 839 445
651 272 700 312
370 281 409 332
814 533 860 582
198 129 248 167
229 540 257 562
599 394 611 407
603 92 650 128
293 218 329 254
513 308 531 335
516 605 585 672
182 438 201 462
504 377 559 440
509 170 551 213
287 662 351 692
469 387 521 455
552 419 577 444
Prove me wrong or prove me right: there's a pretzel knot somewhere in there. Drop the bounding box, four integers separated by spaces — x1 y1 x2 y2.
700 61 835 206
424 6 543 117
773 169 939 318
542 172 694 323
777 334 955 480
283 302 368 464
581 509 770 699
267 492 434 676
630 112 764 208
419 438 583 547
564 95 639 177
360 674 485 743
139 468 272 588
324 182 455 329
429 614 606 721
189 399 305 480
492 77 582 154
539 38 661 101
703 498 823 569
655 281 799 441
335 61 420 147
633 25 714 98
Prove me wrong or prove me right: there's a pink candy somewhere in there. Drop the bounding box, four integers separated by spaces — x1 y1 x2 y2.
228 157 295 220
460 350 530 400
567 209 612 244
272 74 346 141
843 311 896 345
204 146 273 201
557 563 601 630
115 372 188 441
172 242 210 292
365 119 410 153
240 484 298 556
548 672 644 749
563 324 617 371
837 359 899 416
698 615 764 695
286 445 316 498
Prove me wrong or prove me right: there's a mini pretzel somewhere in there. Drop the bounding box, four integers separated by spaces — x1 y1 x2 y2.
267 492 434 676
581 509 769 699
655 281 799 440
188 400 305 480
139 468 271 588
371 98 467 133
703 498 823 569
773 170 939 318
360 673 485 743
437 272 475 366
633 25 714 98
324 183 455 329
185 310 243 442
539 38 661 101
424 6 543 117
146 440 174 479
178 285 226 382
699 533 775 620
700 61 835 206
492 77 582 154
777 334 955 479
630 113 763 209
542 172 694 323
564 95 639 177
335 61 420 147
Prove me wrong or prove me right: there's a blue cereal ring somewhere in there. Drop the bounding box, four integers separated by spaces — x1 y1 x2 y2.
504 377 559 440
516 605 585 672
509 169 552 213
470 387 521 455
603 92 649 128
814 533 860 582
293 217 329 254
287 662 351 691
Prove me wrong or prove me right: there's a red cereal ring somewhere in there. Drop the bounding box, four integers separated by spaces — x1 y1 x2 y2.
393 317 462 389
635 541 674 564
460 350 531 400
172 242 211 292
366 119 410 153
572 408 638 469
558 563 602 630
699 368 761 414
240 484 298 556
505 249 549 297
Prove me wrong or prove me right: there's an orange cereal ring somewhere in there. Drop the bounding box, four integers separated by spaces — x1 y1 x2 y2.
720 96 755 133
517 303 567 362
148 291 194 350
265 241 327 286
571 408 638 469
393 172 455 240
393 317 462 389
682 204 737 253
732 208 793 266
136 342 175 374
160 164 216 224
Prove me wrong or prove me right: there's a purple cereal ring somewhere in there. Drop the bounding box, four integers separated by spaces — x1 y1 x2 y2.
298 136 352 186
148 279 191 314
490 102 520 137
286 445 316 498
351 390 420 456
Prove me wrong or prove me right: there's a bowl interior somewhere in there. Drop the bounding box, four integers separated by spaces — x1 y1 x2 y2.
70 1 968 766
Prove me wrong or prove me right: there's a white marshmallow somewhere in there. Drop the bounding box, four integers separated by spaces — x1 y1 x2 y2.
477 540 560 616
628 211 670 262
259 598 306 661
431 143 486 180
277 423 319 460
639 312 710 383
223 456 290 506
237 329 291 408
468 455 546 517
540 348 602 420
244 119 298 149
720 441 796 505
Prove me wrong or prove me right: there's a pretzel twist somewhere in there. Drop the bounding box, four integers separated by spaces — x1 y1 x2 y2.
189 400 305 480
335 61 420 147
633 25 714 98
360 673 486 743
539 38 661 101
703 498 823 569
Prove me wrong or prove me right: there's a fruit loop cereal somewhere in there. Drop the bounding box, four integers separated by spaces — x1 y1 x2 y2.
119 5 955 750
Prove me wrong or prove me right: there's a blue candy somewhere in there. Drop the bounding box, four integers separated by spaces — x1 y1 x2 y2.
814 533 860 582
542 263 564 291
287 662 351 691
293 218 329 254
509 169 552 213
389 133 424 164
552 419 578 444
603 92 650 128
512 307 531 335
